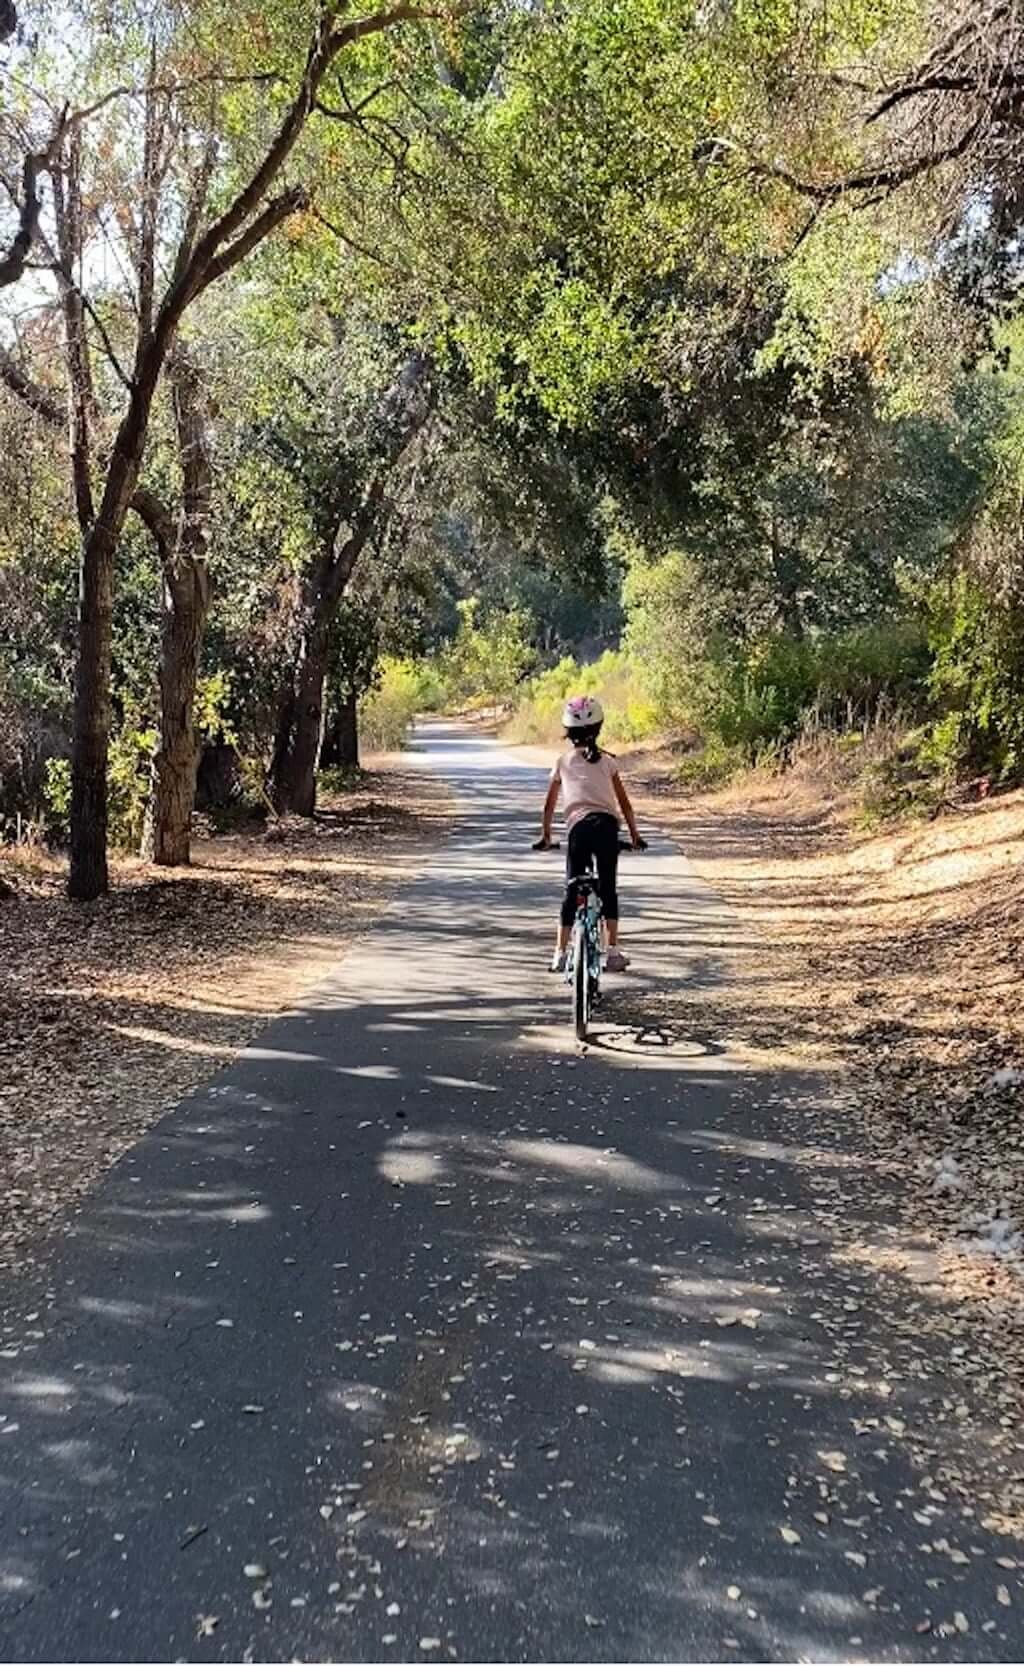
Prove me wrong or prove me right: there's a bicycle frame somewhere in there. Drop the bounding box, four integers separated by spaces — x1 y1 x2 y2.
565 872 603 1040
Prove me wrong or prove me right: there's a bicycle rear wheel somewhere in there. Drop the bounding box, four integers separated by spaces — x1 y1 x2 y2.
572 919 589 1041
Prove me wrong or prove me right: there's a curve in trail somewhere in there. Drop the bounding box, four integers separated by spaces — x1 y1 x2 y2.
0 722 1021 1663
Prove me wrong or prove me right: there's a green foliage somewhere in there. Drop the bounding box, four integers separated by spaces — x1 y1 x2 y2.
42 757 72 842
925 572 1024 779
673 739 745 792
436 598 537 709
109 726 158 851
504 650 658 747
44 728 154 851
5 0 1024 870
359 659 430 751
194 672 236 745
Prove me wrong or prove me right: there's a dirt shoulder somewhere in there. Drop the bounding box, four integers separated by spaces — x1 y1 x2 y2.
626 755 1024 1286
0 761 452 1273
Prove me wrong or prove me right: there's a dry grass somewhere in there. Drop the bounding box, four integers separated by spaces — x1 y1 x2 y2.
629 758 1024 1282
0 763 452 1273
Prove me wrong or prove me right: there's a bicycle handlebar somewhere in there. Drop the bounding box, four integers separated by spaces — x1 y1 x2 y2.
532 837 647 853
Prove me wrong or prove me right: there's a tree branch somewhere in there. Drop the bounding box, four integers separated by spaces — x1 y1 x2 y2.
0 346 63 426
52 130 96 533
868 68 1024 123
138 38 163 342
190 185 308 298
64 70 287 133
169 350 212 553
80 288 135 390
0 145 48 288
328 4 439 54
129 485 176 565
313 79 396 121
312 206 408 274
169 132 217 290
702 115 987 204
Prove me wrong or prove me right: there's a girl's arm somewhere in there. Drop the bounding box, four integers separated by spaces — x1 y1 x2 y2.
612 773 645 848
540 776 560 844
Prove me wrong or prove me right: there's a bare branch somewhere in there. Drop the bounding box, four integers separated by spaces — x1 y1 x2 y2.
81 293 134 391
313 80 396 121
52 131 96 533
312 206 408 275
0 145 48 288
169 350 212 532
868 68 1024 123
190 185 308 298
169 131 217 289
0 346 63 426
328 4 440 55
701 116 987 204
129 485 176 565
64 69 287 132
138 38 163 341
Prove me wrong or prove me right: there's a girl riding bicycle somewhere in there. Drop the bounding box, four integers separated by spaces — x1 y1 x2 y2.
536 695 645 973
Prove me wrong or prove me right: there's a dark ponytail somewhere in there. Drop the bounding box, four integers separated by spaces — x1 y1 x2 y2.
568 723 603 764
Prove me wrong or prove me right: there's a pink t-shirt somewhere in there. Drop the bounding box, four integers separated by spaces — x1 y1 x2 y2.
550 749 621 831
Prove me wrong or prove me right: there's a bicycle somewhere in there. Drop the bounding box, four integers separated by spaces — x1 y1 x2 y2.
532 836 646 1042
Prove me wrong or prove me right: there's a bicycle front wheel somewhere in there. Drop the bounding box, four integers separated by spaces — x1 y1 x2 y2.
572 919 589 1041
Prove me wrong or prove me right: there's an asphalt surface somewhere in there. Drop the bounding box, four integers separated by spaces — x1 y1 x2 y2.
1 723 1022 1664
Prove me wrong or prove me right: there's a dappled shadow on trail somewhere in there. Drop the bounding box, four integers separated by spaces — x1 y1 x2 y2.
1 729 1022 1662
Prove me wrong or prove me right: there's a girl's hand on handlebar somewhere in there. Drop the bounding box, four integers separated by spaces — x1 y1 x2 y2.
631 835 648 851
532 835 558 851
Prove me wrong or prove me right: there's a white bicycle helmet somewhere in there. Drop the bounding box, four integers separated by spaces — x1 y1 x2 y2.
562 694 604 730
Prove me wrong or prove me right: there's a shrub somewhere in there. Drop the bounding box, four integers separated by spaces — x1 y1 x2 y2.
924 570 1024 780
673 738 745 790
359 658 424 751
42 756 72 842
438 598 537 710
108 725 157 850
42 724 156 850
503 650 660 748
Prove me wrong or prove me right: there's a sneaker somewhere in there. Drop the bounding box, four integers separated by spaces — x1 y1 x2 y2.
604 947 629 972
549 950 567 973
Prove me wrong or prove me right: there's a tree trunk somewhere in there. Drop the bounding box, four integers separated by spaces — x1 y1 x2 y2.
67 339 170 897
143 563 209 864
769 507 804 641
335 689 359 769
272 630 329 817
196 742 241 810
69 521 115 900
132 355 213 868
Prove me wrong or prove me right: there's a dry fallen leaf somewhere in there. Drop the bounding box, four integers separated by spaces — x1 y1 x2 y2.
779 1527 801 1546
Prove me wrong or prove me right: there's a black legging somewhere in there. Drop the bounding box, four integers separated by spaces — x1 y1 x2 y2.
561 811 620 926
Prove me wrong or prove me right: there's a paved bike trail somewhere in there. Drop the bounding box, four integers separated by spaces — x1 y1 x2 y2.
0 723 1021 1663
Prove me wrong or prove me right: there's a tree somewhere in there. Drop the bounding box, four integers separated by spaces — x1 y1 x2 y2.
135 355 213 866
2 0 437 897
268 345 435 814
